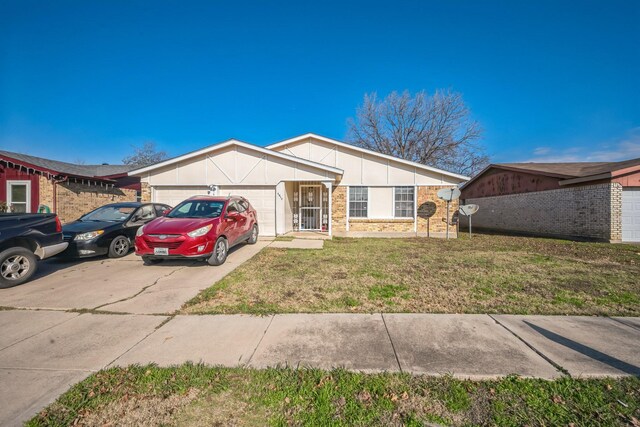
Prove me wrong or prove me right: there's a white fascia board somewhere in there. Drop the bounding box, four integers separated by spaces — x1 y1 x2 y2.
267 133 470 182
128 138 344 177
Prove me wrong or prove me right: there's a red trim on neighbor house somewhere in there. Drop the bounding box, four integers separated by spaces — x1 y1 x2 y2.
0 165 40 212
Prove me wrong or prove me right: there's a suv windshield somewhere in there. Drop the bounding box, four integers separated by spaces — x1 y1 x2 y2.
81 206 136 222
167 200 225 219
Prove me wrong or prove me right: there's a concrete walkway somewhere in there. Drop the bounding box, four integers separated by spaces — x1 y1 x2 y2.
1 311 639 426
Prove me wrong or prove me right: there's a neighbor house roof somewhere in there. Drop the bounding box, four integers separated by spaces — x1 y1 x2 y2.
127 139 345 176
0 150 136 180
267 133 470 181
464 157 640 187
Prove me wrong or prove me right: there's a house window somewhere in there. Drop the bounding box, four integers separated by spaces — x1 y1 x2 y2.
394 186 414 218
349 187 368 218
7 181 31 213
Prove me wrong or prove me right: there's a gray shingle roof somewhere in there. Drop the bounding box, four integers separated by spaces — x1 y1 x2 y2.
0 150 136 179
496 158 640 178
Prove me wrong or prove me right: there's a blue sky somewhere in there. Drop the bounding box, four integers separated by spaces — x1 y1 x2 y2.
1 0 639 165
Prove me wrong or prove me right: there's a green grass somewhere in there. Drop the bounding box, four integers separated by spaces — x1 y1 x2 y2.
28 365 640 426
184 234 640 316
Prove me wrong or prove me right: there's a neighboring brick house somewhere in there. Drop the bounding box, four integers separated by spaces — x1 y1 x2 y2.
459 159 640 242
129 133 469 238
0 150 140 223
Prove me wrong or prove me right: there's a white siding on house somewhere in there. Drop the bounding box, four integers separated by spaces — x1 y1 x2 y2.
153 186 209 207
142 144 333 187
270 136 462 186
368 187 394 218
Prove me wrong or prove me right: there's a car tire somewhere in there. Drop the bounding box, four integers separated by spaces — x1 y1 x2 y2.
142 256 162 266
208 237 228 266
108 236 130 258
0 247 38 288
247 224 258 245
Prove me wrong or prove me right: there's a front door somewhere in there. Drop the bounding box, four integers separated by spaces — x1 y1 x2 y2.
7 181 31 213
299 184 322 230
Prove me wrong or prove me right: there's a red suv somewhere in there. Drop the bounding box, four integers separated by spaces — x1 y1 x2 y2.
135 196 258 266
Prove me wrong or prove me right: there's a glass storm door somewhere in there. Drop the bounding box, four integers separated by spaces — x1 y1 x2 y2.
299 185 322 230
7 181 31 213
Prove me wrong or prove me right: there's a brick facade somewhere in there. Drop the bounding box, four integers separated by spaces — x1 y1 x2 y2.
417 185 458 237
38 175 54 211
331 185 347 232
348 218 414 232
140 182 152 202
461 183 622 242
51 181 138 224
331 184 457 238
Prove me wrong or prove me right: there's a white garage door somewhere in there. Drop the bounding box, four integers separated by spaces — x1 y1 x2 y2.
622 188 640 242
153 186 209 208
220 186 276 236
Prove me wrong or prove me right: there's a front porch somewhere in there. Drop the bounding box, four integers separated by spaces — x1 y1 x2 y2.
281 180 333 236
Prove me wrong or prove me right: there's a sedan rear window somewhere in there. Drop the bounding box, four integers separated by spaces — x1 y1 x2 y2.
167 201 225 218
81 206 136 222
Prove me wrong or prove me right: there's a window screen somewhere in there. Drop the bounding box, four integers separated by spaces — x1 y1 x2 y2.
349 187 368 218
394 187 414 218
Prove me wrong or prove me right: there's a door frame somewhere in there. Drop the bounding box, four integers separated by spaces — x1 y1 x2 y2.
299 184 322 231
6 180 32 213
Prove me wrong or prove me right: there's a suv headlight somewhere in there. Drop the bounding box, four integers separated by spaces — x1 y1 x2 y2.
187 224 212 238
74 230 104 241
136 225 145 237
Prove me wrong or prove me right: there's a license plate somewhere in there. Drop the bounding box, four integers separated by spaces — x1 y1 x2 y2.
154 247 169 256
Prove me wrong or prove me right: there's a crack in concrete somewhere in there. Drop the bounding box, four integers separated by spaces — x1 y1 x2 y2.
381 313 403 373
488 314 570 377
244 314 275 366
105 316 171 368
92 263 194 311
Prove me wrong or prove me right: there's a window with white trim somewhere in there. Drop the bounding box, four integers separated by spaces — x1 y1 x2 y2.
394 186 414 218
349 187 368 218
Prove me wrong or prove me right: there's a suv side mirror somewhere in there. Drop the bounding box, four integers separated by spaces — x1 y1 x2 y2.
162 209 171 216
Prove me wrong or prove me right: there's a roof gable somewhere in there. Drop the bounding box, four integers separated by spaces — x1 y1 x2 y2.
267 133 470 181
127 139 344 177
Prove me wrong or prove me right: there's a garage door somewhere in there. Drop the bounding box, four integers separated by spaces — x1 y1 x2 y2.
153 186 209 208
622 188 640 242
220 186 276 236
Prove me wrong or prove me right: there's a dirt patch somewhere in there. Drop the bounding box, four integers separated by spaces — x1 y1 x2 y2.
75 388 200 427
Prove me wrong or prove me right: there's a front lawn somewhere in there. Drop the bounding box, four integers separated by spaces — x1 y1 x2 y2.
184 234 640 316
29 365 640 426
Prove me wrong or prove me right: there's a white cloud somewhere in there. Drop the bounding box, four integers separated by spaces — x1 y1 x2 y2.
533 147 551 155
526 128 640 163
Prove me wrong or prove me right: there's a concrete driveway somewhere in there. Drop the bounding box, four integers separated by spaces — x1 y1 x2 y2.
0 240 270 315
0 239 270 426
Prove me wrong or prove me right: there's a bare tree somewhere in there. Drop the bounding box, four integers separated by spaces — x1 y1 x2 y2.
347 90 488 176
122 141 168 167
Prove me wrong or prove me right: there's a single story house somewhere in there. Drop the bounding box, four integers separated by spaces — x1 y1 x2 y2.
460 158 640 242
129 133 469 237
0 150 140 223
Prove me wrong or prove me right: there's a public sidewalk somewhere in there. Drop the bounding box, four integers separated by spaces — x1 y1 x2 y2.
1 311 639 426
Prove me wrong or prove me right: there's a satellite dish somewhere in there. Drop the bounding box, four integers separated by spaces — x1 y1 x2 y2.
459 204 479 239
459 204 479 216
436 187 461 240
437 188 461 201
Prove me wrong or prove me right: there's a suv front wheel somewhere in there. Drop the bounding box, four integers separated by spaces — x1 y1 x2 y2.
208 237 228 266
